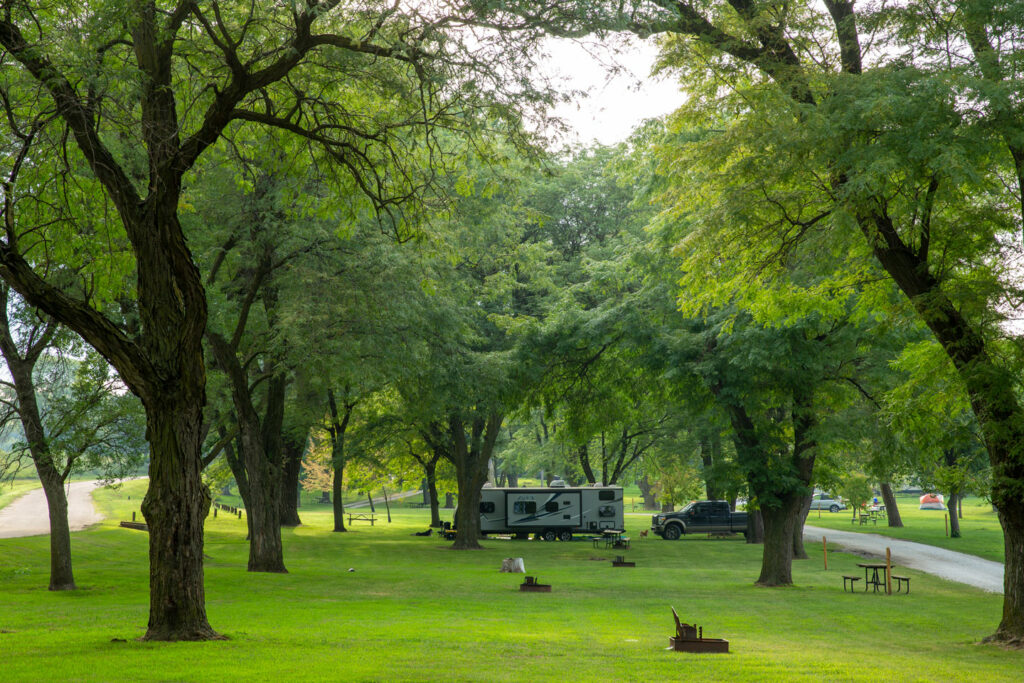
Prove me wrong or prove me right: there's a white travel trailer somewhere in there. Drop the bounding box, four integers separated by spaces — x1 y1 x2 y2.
475 483 624 541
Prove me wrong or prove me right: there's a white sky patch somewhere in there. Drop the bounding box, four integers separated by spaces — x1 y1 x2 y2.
540 37 686 148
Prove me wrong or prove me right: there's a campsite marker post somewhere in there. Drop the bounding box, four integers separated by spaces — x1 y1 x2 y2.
944 513 949 537
886 547 892 595
822 536 828 570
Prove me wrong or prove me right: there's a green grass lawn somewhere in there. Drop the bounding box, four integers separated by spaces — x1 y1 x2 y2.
804 494 1006 563
1 481 1020 682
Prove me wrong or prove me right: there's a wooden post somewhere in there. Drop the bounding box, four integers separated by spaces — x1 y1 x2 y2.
886 547 892 595
383 486 392 523
367 491 375 513
822 536 828 570
944 513 949 537
132 511 136 521
213 507 217 518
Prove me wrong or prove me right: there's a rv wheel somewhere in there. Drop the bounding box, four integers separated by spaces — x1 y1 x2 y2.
542 529 558 542
558 530 572 542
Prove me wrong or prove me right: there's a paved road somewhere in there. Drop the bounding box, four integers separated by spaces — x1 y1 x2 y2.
347 489 425 508
805 525 1004 594
0 481 105 539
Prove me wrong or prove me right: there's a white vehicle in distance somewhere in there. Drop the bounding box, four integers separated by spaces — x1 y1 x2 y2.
809 493 846 512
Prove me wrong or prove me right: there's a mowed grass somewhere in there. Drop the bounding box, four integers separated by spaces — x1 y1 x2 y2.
805 495 1006 563
1 481 1020 682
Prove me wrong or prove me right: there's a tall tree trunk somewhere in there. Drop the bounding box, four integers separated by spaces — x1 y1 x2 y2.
207 334 286 573
757 499 800 585
793 493 812 560
448 413 503 549
578 443 596 484
726 384 816 585
423 463 441 527
993 499 1024 646
279 432 303 527
865 213 1024 644
38 463 75 590
746 508 764 544
140 398 218 640
327 388 355 533
0 313 75 591
880 482 903 528
639 473 657 510
948 489 962 538
331 463 346 532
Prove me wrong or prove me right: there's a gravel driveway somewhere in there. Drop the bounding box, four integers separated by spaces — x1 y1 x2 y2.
805 524 1004 593
0 481 105 539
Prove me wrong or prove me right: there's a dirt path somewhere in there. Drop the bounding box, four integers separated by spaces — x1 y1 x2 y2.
805 524 1004 594
0 481 105 539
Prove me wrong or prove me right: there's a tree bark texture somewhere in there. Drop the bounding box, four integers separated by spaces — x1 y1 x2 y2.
578 443 597 484
279 433 304 527
746 509 764 545
0 307 75 590
448 413 503 549
39 465 75 590
207 334 286 573
725 385 816 586
327 389 355 534
880 483 903 528
757 502 799 586
140 399 218 641
420 462 442 527
792 493 812 560
639 473 657 510
990 499 1024 646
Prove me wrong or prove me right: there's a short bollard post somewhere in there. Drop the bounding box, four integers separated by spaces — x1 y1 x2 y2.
132 511 136 522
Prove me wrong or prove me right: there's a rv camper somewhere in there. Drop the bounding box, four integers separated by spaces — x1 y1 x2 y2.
474 483 624 541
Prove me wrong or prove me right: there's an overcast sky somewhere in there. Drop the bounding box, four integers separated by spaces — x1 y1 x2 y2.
540 37 686 148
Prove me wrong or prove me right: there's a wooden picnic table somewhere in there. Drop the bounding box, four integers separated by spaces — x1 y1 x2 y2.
602 529 630 549
346 513 378 526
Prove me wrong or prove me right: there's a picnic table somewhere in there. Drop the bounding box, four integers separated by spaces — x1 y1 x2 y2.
603 529 630 549
346 513 378 526
857 562 889 593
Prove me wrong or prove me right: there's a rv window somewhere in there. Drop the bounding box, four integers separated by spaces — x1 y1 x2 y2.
598 505 615 517
545 502 559 512
513 501 537 515
598 490 616 501
480 502 495 513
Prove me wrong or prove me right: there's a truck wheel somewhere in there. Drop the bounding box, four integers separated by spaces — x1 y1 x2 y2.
558 530 572 542
542 529 558 542
663 524 682 540
829 504 840 513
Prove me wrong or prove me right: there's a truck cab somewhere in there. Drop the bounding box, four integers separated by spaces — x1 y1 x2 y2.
651 500 747 539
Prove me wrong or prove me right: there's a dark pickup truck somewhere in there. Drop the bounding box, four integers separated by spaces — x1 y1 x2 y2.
651 500 747 539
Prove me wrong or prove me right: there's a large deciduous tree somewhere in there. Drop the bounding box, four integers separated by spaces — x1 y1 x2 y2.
0 287 145 591
0 1 550 640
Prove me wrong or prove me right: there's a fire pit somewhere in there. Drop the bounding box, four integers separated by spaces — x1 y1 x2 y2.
519 576 551 592
669 607 729 653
